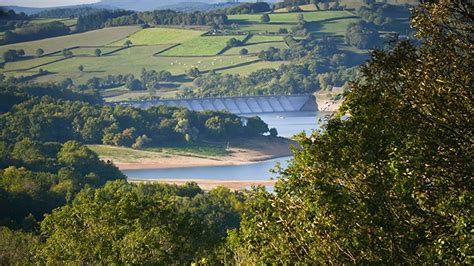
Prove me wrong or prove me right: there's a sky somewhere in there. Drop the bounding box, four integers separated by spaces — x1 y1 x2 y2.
1 0 100 7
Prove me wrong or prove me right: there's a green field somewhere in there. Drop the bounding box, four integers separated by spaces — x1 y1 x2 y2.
247 35 285 43
0 26 141 56
70 46 122 56
275 3 318 13
229 11 354 24
232 23 294 34
110 27 206 45
88 142 230 161
102 86 180 102
17 44 258 84
225 42 287 55
161 35 247 56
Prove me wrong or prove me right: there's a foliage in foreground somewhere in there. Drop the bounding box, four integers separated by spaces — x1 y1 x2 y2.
37 181 243 264
230 1 473 264
0 139 124 229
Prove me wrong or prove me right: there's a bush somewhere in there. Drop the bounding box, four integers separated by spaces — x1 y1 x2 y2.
240 48 249 55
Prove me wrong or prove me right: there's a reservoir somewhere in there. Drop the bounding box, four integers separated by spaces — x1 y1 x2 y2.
123 111 330 181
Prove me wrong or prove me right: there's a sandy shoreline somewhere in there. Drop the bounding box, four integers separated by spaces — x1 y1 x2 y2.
97 136 297 170
129 178 277 190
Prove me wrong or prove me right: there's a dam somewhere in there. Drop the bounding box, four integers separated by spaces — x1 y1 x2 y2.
121 94 318 114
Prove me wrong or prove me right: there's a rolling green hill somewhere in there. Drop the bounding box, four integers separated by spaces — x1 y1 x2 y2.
0 5 411 101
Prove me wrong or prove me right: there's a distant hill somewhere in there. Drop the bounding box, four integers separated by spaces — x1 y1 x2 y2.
1 1 275 15
0 4 117 15
0 5 47 15
159 2 240 12
97 0 209 11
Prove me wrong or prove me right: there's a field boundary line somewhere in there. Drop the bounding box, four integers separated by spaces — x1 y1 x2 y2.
153 44 182 56
216 34 253 56
4 57 69 72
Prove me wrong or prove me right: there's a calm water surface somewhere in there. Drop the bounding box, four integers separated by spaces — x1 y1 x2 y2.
123 111 330 181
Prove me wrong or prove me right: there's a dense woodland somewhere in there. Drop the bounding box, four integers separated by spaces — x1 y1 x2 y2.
2 21 70 45
221 2 272 15
0 79 271 148
77 9 228 31
0 1 472 264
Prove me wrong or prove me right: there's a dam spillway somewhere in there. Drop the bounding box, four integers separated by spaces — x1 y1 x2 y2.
122 94 318 114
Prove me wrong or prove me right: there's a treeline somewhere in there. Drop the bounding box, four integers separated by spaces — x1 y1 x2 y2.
0 80 270 148
32 7 110 18
78 69 173 92
2 21 70 45
76 9 228 32
274 0 313 10
76 9 134 32
0 78 102 113
184 63 356 98
0 9 29 32
221 2 271 15
356 3 410 27
273 0 341 10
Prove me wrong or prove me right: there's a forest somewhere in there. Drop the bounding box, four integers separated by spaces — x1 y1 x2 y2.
0 0 472 264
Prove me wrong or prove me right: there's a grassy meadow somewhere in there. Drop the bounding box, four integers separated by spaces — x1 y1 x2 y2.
225 42 287 55
0 26 141 56
160 35 247 56
88 142 230 162
110 27 206 45
25 45 258 84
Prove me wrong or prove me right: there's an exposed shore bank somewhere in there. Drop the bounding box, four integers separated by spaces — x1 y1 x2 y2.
129 179 276 191
91 136 297 170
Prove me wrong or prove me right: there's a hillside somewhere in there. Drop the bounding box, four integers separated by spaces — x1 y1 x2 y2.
0 3 411 101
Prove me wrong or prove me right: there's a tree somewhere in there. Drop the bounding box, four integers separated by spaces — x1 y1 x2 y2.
345 21 381 49
240 48 249 55
321 2 329 10
38 181 243 264
0 227 39 264
269 127 278 137
78 65 84 72
36 48 44 57
126 78 144 91
245 116 269 136
297 14 305 25
94 48 102 57
2 49 26 62
62 49 73 58
231 1 473 264
227 37 243 48
261 14 270 23
124 40 133 47
186 67 200 78
16 49 25 56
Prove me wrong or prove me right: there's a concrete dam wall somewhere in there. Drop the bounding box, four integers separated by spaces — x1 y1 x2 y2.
123 94 318 114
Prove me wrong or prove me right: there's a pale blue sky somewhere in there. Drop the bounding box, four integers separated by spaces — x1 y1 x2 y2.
1 0 100 7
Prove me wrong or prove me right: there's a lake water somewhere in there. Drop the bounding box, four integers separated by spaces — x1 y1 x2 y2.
123 111 330 181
